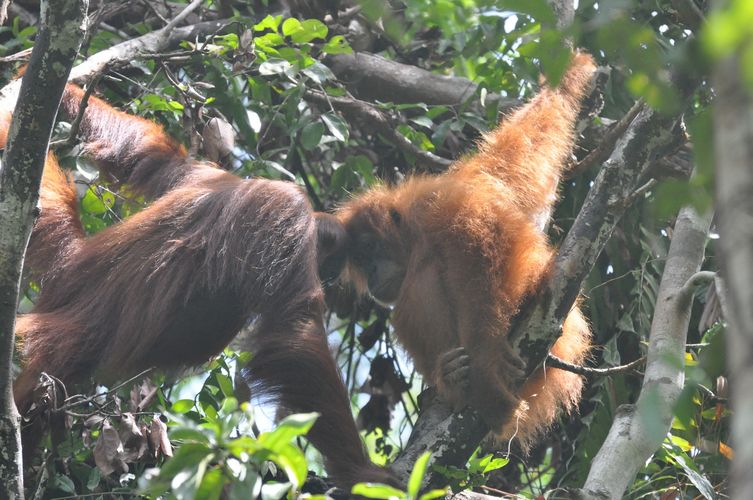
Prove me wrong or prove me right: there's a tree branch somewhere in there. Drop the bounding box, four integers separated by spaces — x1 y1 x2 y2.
0 18 229 107
0 0 87 496
577 206 712 499
324 51 519 110
305 89 452 172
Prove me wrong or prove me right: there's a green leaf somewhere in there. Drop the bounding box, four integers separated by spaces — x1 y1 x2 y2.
260 412 318 452
323 35 353 55
259 59 293 76
216 374 235 399
273 442 308 488
170 427 212 445
171 399 196 414
86 467 101 491
261 482 292 500
498 0 555 24
195 468 224 500
81 214 106 234
669 450 716 500
321 113 349 142
254 15 282 33
482 456 509 473
229 469 261 500
351 482 406 499
300 122 325 150
281 18 303 38
419 489 449 500
282 18 328 43
81 187 114 215
51 474 76 494
302 62 335 83
407 452 432 499
227 436 263 456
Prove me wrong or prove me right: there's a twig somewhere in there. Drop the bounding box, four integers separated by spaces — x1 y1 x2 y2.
546 353 646 376
569 99 645 176
0 47 32 63
51 72 104 149
670 0 705 30
305 89 453 172
623 178 658 206
164 0 204 31
58 367 154 411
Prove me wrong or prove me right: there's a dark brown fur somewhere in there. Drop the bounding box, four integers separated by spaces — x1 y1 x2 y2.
337 53 596 446
10 86 389 486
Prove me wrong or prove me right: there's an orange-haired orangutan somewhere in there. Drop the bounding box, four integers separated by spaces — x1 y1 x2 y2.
337 53 596 445
6 84 389 487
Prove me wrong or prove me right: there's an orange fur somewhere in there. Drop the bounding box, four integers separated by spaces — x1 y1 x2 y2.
338 53 596 447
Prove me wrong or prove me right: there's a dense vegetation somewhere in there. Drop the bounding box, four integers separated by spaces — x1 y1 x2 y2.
1 0 741 498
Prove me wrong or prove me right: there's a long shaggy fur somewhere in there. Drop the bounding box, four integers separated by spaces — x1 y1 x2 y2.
338 53 596 448
11 85 390 486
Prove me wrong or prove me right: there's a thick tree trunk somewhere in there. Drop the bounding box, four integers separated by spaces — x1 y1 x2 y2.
0 0 87 497
713 54 753 500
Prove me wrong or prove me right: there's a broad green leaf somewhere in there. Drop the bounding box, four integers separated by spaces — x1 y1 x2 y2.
259 59 293 76
351 482 406 499
322 113 349 142
86 467 101 491
671 451 716 500
260 412 318 452
302 62 335 83
170 428 212 444
160 443 214 479
323 35 352 54
81 187 114 215
497 0 555 24
51 474 76 494
281 18 303 38
261 482 292 500
171 399 196 414
216 374 235 399
273 442 308 488
296 19 328 43
300 122 325 150
229 469 261 500
195 468 224 500
254 15 282 33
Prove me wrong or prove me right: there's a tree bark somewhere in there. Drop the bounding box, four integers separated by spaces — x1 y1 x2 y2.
575 207 712 499
0 0 87 497
713 54 753 500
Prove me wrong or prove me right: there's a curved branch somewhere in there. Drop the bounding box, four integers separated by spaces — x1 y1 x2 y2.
578 206 712 499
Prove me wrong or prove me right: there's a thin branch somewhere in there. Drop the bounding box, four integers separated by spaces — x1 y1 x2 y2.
57 367 154 411
51 72 104 149
670 0 705 30
570 99 645 176
546 353 646 376
305 89 453 172
164 0 204 31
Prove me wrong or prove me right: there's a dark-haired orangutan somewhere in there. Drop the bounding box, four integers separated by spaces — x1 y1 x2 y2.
337 53 596 446
5 85 389 487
